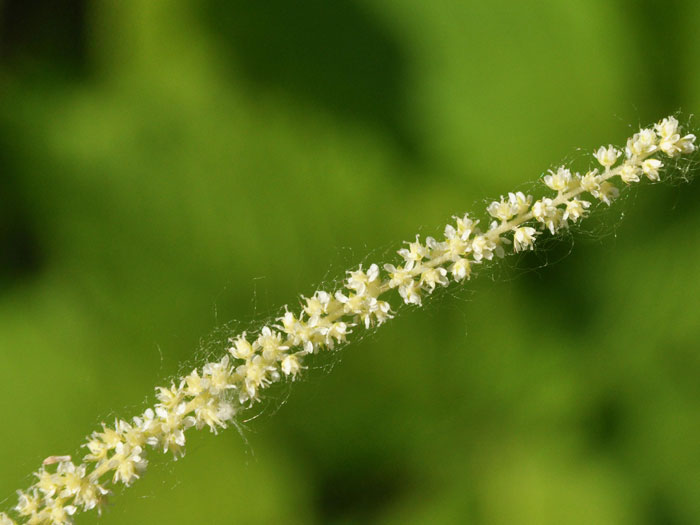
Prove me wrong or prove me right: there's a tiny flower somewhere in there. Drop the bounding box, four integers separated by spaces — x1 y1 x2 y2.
449 258 472 281
35 467 60 497
453 214 476 240
0 512 16 525
320 321 350 348
619 162 640 183
655 116 696 156
369 299 393 327
626 128 657 157
155 383 185 411
15 490 40 516
397 236 427 265
255 327 289 363
579 170 600 193
543 166 572 192
470 234 497 261
194 398 236 434
419 267 449 292
532 198 563 234
302 290 334 319
238 355 278 400
45 499 77 525
486 196 515 222
150 405 194 457
203 355 236 394
641 158 663 181
508 191 533 215
56 462 107 511
443 225 468 258
281 354 302 377
513 227 537 252
593 145 621 168
563 198 590 222
398 279 422 305
655 116 679 140
593 181 620 205
111 443 147 486
676 133 697 155
73 479 108 511
345 264 380 296
278 311 316 353
58 462 85 498
184 369 209 397
384 263 414 289
229 333 254 361
425 236 447 259
83 437 110 465
116 418 147 449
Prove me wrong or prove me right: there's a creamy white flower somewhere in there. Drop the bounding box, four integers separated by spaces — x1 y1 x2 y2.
57 462 106 511
281 354 302 377
655 116 679 140
318 321 349 348
184 369 210 397
419 267 449 292
345 264 380 296
0 512 16 525
278 311 317 354
229 333 254 360
238 355 277 400
34 467 60 498
384 263 414 289
593 145 621 168
508 191 533 215
397 237 427 265
470 234 497 261
449 258 472 281
443 224 468 259
641 158 663 181
203 355 236 394
15 490 40 516
255 327 288 363
453 214 476 240
655 116 696 156
398 279 422 305
370 299 393 326
111 443 147 486
150 405 194 457
155 383 185 411
593 181 619 205
563 199 590 222
486 197 515 222
513 227 537 252
543 166 572 192
532 198 563 234
194 398 236 434
677 133 696 154
45 498 77 525
619 162 640 183
579 170 600 193
626 128 657 157
302 290 334 319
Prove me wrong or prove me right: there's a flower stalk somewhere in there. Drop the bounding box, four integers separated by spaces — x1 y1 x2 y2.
2 116 696 525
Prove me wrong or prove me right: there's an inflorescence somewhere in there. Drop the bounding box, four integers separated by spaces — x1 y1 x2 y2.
2 116 696 524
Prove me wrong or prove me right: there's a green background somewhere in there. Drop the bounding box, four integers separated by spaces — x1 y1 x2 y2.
2 1 700 523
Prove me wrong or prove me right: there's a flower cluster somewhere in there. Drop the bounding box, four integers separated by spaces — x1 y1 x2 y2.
4 116 696 524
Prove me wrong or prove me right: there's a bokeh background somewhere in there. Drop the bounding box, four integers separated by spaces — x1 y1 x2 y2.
2 1 700 523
